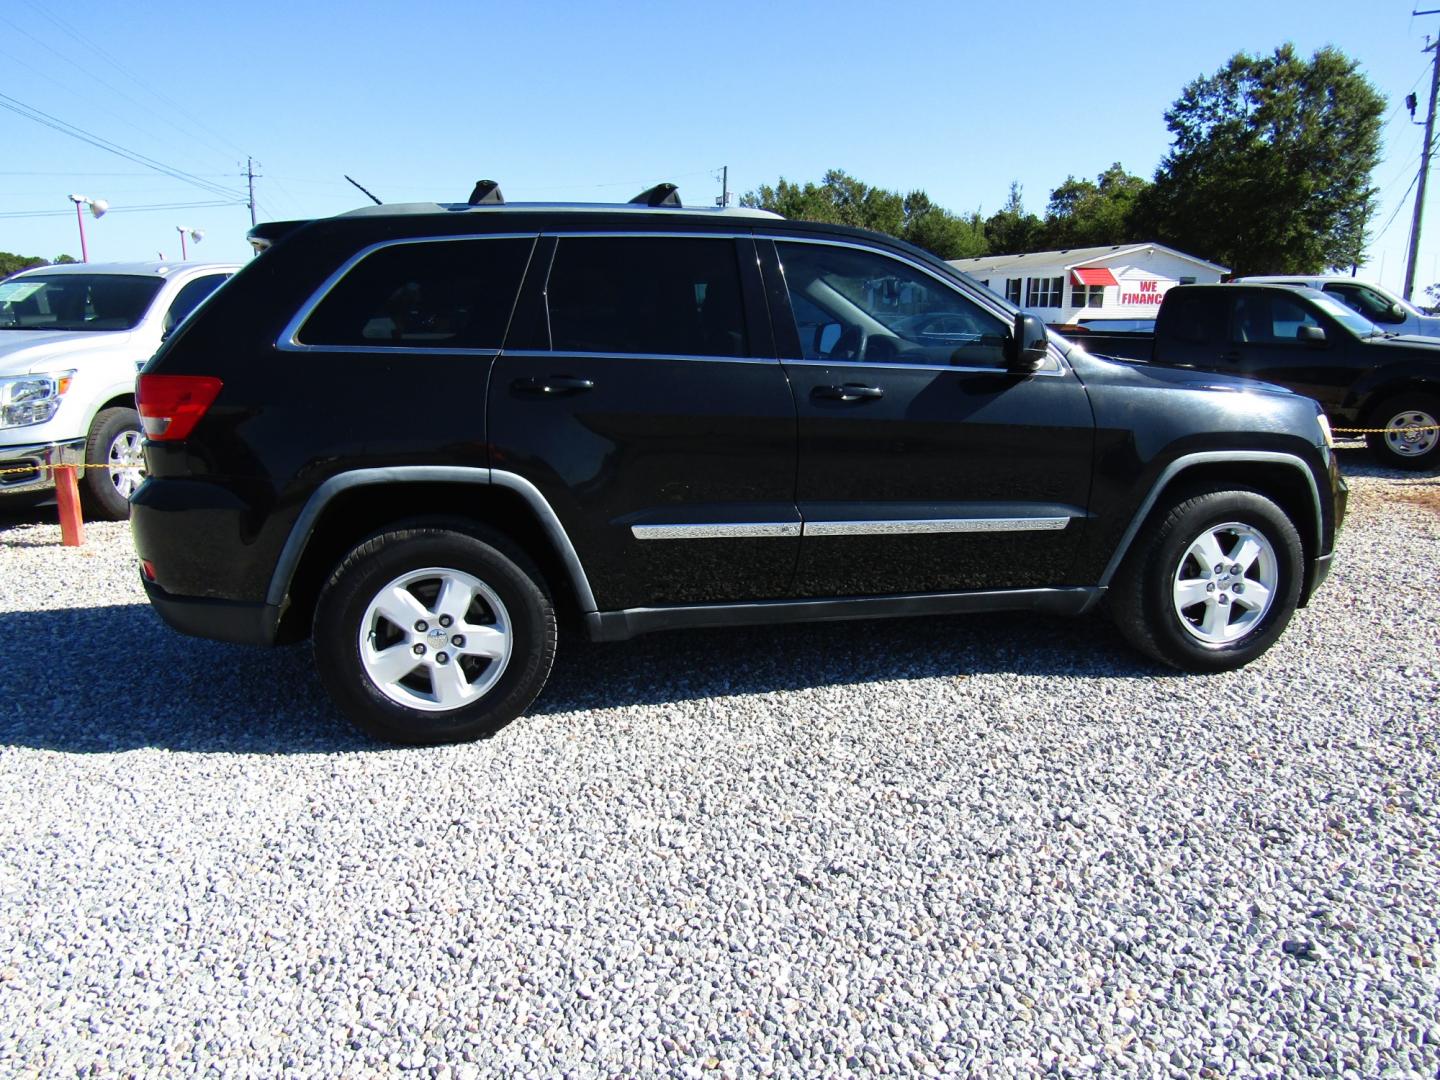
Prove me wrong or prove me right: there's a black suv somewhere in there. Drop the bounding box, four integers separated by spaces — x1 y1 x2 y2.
132 185 1346 744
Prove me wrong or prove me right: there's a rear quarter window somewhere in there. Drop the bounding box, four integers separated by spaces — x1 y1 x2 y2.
298 237 534 349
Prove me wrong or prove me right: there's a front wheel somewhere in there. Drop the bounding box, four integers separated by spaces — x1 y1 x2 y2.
81 407 146 520
1364 393 1440 470
1110 489 1303 672
313 526 556 745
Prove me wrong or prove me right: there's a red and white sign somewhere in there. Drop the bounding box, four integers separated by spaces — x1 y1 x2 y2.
1118 278 1174 306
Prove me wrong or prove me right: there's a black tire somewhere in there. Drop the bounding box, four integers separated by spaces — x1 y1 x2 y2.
1110 488 1303 672
1363 392 1440 471
313 526 556 745
81 407 144 520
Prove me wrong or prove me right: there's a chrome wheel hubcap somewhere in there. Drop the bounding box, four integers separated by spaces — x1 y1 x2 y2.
107 429 146 499
1383 409 1438 458
1172 522 1278 645
358 567 512 713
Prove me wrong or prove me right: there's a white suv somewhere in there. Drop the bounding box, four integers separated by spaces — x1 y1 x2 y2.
0 261 237 518
1236 275 1440 339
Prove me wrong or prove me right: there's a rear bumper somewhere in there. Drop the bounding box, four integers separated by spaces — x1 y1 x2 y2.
142 577 281 646
0 438 85 496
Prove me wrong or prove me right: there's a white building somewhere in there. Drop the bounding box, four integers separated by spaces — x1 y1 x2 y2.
949 242 1229 326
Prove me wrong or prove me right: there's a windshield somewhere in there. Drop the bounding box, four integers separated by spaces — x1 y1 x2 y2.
1307 292 1381 337
0 274 165 331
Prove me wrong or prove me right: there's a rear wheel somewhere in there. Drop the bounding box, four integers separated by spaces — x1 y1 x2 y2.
313 526 556 744
1110 489 1303 672
81 407 145 520
1364 393 1440 470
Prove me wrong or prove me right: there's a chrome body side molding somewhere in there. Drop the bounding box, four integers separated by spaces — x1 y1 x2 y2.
802 517 1069 537
631 516 1071 540
631 522 802 540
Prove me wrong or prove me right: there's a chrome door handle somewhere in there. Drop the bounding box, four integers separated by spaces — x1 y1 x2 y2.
512 375 595 395
813 383 884 402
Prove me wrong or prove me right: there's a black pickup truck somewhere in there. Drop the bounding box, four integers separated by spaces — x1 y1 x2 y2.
1061 283 1440 469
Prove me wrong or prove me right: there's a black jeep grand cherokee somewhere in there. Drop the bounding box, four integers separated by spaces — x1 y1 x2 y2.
132 186 1346 744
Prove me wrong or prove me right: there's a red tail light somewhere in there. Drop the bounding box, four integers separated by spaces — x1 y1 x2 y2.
137 374 223 441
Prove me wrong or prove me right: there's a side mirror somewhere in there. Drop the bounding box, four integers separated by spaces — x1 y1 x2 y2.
1389 302 1407 322
1298 324 1327 345
1007 312 1048 372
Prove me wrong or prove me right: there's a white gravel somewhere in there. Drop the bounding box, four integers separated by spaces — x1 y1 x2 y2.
1 446 1437 1078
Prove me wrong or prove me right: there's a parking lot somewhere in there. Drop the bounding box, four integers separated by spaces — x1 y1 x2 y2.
0 447 1436 1077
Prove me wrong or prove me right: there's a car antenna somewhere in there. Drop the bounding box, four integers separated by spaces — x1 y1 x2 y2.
629 183 681 207
344 175 383 205
468 180 505 205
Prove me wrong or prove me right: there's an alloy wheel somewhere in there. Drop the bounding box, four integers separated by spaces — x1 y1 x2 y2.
1171 521 1278 645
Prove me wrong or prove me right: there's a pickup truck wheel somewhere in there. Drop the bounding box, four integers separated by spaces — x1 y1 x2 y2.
1110 489 1303 672
81 407 145 520
313 526 556 745
1364 393 1440 470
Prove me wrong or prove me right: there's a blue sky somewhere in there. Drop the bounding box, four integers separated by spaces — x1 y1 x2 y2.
2 0 1438 293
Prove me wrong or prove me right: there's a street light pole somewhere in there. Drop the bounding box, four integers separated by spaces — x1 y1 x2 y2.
67 194 107 262
174 226 203 261
69 194 89 262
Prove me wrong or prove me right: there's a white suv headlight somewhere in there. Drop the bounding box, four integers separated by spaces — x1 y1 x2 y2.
0 370 75 430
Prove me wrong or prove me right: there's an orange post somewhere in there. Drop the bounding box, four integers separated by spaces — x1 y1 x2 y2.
54 464 85 547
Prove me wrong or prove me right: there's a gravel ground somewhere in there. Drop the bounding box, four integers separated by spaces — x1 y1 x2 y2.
0 446 1437 1078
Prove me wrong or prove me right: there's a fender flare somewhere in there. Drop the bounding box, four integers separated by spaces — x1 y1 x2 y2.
264 466 598 612
1098 450 1324 587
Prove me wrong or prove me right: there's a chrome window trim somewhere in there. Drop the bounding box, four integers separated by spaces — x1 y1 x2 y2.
778 356 1066 378
757 233 1068 376
503 348 777 366
281 344 504 357
276 232 540 353
543 231 750 240
804 517 1070 537
632 522 801 540
1098 451 1324 587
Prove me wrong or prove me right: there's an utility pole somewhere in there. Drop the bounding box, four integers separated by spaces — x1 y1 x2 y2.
716 165 729 209
1404 14 1440 300
246 156 260 227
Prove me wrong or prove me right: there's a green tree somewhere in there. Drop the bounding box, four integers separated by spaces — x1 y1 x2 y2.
899 191 988 259
1137 44 1384 275
0 252 50 278
983 182 1043 254
741 170 987 259
1040 163 1150 249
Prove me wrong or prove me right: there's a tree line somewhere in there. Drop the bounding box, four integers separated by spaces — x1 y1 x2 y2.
742 44 1385 277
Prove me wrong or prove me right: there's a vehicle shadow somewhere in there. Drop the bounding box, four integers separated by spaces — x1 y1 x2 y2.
0 600 1165 754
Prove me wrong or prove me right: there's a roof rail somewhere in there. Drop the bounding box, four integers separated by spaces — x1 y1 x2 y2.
630 183 681 208
468 180 504 206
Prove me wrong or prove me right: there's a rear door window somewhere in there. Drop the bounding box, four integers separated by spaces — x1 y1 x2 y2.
544 237 748 357
299 237 534 349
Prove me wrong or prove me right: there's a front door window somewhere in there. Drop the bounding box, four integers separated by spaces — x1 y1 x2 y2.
776 242 1008 367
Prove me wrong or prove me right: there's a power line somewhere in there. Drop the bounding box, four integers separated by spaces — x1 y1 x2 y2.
0 199 235 220
0 91 245 201
0 15 237 168
17 0 251 161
